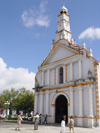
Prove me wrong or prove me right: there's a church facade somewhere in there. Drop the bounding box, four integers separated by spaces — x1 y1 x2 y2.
34 6 100 127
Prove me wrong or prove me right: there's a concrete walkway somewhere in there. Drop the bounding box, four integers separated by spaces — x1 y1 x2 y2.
0 121 100 133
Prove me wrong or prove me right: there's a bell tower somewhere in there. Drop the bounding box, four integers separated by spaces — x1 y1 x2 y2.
56 6 72 43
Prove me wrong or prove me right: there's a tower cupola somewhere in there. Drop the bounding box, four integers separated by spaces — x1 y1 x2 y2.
60 6 68 14
55 5 73 44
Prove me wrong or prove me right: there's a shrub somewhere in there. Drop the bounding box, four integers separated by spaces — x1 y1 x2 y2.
7 117 17 120
8 115 12 119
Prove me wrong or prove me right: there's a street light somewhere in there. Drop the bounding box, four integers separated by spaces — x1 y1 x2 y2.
88 69 92 78
5 101 10 119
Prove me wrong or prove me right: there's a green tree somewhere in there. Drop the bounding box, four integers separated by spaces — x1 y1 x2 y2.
0 88 19 114
0 94 6 108
0 88 34 115
14 88 34 114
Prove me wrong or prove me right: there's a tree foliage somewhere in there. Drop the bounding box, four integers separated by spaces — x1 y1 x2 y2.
0 88 34 114
14 88 34 113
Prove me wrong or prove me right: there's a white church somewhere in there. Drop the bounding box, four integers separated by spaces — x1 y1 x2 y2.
34 5 100 127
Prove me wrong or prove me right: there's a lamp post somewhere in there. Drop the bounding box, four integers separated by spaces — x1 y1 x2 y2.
5 101 10 119
88 69 92 78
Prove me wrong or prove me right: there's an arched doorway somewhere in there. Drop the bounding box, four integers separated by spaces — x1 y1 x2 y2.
55 95 68 123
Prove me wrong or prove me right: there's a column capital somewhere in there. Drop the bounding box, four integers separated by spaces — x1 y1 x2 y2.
70 61 73 64
41 68 44 71
89 84 93 89
70 88 74 91
78 87 83 90
40 91 43 95
35 92 38 96
78 58 82 61
87 84 93 89
46 90 49 94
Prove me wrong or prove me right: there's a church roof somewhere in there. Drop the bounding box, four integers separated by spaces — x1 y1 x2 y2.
40 38 99 67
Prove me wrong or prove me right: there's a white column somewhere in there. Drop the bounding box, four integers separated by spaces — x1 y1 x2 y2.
51 105 55 123
78 88 83 116
68 104 70 123
47 69 50 85
63 65 66 83
78 59 82 79
70 89 74 116
41 71 44 86
87 85 94 128
34 92 38 114
70 62 73 81
56 67 58 84
89 86 93 117
45 91 49 114
39 91 43 114
77 88 83 126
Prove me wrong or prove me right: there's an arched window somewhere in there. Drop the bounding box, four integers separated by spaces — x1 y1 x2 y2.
59 67 63 84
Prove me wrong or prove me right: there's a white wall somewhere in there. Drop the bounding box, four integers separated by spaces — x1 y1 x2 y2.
47 46 75 64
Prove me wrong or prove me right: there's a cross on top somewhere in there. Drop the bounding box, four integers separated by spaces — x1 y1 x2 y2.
62 0 65 6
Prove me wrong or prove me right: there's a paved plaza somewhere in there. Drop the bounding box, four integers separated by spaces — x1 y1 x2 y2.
0 121 100 133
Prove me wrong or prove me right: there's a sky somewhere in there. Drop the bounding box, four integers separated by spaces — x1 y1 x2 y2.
0 0 100 93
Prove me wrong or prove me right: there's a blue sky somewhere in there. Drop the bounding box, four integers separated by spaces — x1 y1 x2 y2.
0 0 100 92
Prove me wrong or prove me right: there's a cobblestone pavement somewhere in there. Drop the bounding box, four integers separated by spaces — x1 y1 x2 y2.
0 121 100 133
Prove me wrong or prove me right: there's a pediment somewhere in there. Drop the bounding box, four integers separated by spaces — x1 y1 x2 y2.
42 43 79 66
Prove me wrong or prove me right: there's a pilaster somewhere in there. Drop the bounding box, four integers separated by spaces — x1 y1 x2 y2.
78 59 82 79
41 71 44 86
78 88 83 116
34 92 38 114
39 91 43 114
45 91 49 114
70 89 74 116
47 69 50 85
88 85 93 117
54 68 56 85
51 105 55 123
56 67 59 84
77 88 83 126
65 65 68 82
70 62 73 81
63 65 66 83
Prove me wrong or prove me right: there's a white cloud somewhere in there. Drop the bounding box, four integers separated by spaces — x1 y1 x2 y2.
79 27 100 40
21 0 50 28
0 57 35 93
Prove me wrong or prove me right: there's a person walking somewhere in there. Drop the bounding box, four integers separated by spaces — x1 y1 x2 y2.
15 112 23 131
39 114 42 125
44 114 47 124
34 112 39 130
60 117 66 133
0 114 2 123
69 116 74 133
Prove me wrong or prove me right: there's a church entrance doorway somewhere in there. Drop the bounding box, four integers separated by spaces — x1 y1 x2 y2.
55 95 68 123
